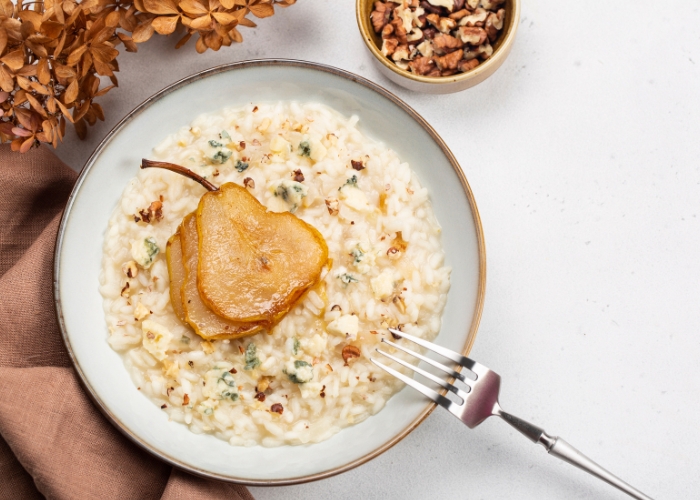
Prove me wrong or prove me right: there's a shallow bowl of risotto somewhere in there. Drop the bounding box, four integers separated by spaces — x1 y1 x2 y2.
54 59 486 485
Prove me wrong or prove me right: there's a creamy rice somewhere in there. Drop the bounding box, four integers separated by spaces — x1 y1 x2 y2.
99 102 451 446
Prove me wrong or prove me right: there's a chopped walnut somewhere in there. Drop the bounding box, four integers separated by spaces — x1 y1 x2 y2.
325 198 339 216
420 0 442 15
122 260 138 278
372 0 505 76
292 169 305 182
393 295 407 314
460 8 489 27
449 8 469 20
270 403 284 414
243 177 255 189
458 58 480 72
433 33 462 53
392 45 410 62
381 23 394 39
342 345 361 364
391 17 409 45
416 40 434 57
120 282 131 298
435 49 463 70
371 1 392 32
437 17 456 33
485 9 505 42
476 42 494 58
351 160 365 171
137 200 163 224
409 56 435 75
182 394 189 406
382 37 399 57
481 0 505 10
458 26 488 45
406 28 424 43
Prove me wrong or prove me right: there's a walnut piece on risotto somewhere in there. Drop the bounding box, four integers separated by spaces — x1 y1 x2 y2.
325 197 339 215
342 345 361 364
137 200 164 224
122 260 138 278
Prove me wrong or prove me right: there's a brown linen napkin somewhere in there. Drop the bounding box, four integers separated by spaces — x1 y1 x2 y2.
0 145 255 500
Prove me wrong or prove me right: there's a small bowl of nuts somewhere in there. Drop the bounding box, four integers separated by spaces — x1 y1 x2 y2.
356 0 520 94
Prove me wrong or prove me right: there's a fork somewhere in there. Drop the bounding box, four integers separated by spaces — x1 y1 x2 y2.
371 329 654 500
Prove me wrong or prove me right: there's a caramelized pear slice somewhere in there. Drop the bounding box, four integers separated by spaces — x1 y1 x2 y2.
196 183 329 323
180 213 265 340
166 232 186 323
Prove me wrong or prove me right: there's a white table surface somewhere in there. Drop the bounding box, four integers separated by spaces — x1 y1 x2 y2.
56 1 700 498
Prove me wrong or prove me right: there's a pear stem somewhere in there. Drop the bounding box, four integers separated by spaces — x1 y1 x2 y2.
141 159 219 192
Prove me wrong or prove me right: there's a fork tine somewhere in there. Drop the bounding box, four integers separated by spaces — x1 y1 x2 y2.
375 348 469 401
388 329 486 375
381 338 469 383
370 357 456 412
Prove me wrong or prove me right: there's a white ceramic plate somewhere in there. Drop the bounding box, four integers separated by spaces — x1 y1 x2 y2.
54 60 486 485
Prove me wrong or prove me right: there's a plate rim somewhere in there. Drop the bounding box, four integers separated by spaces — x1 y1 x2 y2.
53 58 487 486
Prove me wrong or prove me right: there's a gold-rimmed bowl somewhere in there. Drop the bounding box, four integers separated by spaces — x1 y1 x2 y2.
356 0 521 94
55 59 486 485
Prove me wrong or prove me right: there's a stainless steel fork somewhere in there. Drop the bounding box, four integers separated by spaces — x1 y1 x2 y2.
371 329 654 500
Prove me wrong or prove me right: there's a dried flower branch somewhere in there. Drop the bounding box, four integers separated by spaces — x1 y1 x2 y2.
0 0 295 152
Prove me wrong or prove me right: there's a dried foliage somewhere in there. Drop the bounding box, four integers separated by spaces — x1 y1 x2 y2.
0 0 295 153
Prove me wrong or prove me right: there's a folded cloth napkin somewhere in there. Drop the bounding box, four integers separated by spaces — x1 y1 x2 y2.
0 145 255 500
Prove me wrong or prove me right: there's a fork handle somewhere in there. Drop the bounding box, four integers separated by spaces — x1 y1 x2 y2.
498 410 654 500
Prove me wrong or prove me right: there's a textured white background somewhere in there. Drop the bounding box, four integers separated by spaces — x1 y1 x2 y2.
57 1 700 498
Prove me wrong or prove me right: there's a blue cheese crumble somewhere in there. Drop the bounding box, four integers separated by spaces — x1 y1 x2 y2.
130 237 159 269
203 362 239 402
141 319 171 361
271 179 308 213
284 360 314 384
244 342 261 370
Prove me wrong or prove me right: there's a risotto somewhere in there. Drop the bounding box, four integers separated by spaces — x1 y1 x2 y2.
99 101 451 447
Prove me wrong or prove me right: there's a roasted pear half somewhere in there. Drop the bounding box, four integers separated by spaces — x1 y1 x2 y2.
166 231 186 323
196 182 329 323
180 213 266 340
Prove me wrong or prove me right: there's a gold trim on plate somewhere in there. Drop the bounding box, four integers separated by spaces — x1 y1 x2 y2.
53 59 487 486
